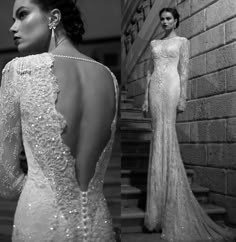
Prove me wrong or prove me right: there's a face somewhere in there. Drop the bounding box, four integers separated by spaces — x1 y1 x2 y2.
10 0 51 54
160 11 177 31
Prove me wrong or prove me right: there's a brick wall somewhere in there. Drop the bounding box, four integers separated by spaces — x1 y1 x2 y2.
122 0 236 225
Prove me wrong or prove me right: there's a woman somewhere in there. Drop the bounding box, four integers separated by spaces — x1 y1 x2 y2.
142 7 234 242
0 0 118 241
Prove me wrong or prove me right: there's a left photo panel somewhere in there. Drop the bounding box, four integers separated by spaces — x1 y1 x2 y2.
0 0 121 241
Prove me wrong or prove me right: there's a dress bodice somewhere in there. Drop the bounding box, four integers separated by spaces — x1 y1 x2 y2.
150 37 186 73
0 53 118 241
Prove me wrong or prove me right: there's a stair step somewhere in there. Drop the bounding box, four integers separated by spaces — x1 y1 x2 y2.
121 102 134 109
107 198 121 217
121 184 209 207
121 184 209 195
120 91 129 101
120 127 152 140
120 118 151 129
121 168 194 175
123 98 134 103
121 118 151 123
121 139 150 153
121 205 226 233
121 154 149 170
121 139 151 144
104 175 121 200
120 127 151 132
121 169 194 186
104 170 120 184
120 108 144 119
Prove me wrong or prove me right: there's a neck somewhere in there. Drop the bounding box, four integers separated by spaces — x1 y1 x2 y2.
48 29 72 52
163 29 177 39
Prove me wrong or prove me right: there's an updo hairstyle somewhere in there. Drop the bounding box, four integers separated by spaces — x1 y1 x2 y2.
32 0 85 44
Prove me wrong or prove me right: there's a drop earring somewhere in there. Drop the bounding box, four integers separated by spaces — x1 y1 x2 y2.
48 22 57 50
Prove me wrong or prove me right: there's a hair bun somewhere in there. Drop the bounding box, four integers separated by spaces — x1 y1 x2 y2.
32 0 85 45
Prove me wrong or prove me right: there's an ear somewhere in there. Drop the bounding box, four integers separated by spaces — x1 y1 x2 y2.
48 9 61 28
174 19 177 28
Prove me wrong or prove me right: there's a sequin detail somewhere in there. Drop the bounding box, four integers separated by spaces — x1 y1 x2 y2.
145 37 234 241
0 53 118 242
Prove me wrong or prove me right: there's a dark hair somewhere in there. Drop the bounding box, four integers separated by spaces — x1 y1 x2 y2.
159 8 180 28
32 0 85 44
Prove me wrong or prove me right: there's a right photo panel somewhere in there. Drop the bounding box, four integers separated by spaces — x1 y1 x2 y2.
121 0 236 241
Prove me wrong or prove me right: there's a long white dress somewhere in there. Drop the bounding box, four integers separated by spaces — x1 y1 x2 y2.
0 53 118 242
144 37 234 242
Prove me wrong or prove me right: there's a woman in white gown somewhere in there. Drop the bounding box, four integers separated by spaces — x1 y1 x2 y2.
142 7 234 242
0 0 118 241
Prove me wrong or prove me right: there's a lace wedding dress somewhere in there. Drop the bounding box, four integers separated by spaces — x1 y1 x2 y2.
0 53 118 242
144 37 234 241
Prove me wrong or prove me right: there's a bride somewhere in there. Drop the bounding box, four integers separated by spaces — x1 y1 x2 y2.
0 0 118 241
143 7 234 242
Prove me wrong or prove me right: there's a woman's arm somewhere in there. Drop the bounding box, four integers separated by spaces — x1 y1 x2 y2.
142 45 154 112
0 60 26 199
178 38 190 112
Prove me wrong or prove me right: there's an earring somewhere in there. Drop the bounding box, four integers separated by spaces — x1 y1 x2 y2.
48 22 57 49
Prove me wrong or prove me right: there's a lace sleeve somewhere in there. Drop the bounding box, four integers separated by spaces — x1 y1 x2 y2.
0 60 26 199
178 38 190 102
144 44 154 102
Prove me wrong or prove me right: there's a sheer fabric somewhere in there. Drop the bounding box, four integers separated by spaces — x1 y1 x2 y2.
0 53 118 242
144 37 234 242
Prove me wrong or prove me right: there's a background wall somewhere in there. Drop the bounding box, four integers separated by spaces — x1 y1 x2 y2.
122 0 236 225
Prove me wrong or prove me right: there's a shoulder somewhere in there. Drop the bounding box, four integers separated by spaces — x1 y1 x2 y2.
5 53 53 74
178 36 189 45
150 39 158 47
20 53 53 69
177 37 189 51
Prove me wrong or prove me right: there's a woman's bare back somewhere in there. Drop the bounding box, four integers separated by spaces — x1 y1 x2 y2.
53 53 116 191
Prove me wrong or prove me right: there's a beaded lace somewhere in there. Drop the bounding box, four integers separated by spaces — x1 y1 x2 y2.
144 37 234 241
0 53 118 242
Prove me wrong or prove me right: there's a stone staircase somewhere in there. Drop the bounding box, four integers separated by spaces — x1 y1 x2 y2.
120 91 228 241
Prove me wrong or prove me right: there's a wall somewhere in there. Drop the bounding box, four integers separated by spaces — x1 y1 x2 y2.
121 0 236 225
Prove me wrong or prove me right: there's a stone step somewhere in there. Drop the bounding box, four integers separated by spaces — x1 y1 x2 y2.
121 184 209 208
121 153 149 170
121 169 194 186
120 102 134 109
104 177 120 200
107 198 121 218
122 205 226 233
120 108 144 119
120 118 151 129
121 139 150 154
120 90 128 100
0 216 13 242
105 164 120 183
108 154 121 168
120 127 152 141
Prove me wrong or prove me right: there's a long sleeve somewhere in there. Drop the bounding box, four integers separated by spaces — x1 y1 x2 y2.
178 38 190 104
0 60 26 199
144 45 154 102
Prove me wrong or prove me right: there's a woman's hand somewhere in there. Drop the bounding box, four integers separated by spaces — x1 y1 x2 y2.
142 100 149 113
177 98 186 113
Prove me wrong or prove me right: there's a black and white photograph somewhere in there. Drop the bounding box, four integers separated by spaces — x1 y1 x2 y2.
0 0 236 242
